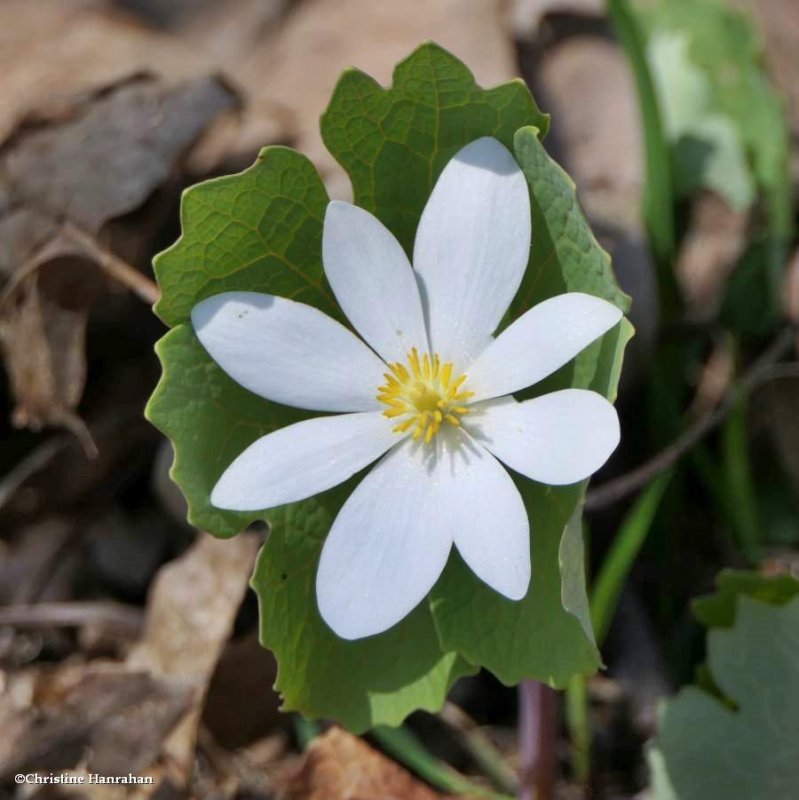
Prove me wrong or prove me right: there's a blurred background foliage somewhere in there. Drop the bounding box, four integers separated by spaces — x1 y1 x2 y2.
0 0 798 798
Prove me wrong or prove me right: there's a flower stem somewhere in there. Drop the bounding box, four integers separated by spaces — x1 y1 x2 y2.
517 680 556 800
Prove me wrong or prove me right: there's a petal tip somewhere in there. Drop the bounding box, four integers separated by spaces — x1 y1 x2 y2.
209 477 241 511
316 589 385 641
501 573 531 601
324 199 352 220
454 136 520 178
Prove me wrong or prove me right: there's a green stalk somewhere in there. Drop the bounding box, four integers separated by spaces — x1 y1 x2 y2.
591 471 673 646
566 473 672 786
565 675 590 784
371 725 515 800
607 0 679 315
721 397 761 564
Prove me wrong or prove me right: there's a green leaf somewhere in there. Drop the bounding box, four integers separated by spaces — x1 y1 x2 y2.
153 147 339 327
432 484 600 686
429 128 633 688
560 506 595 649
651 597 799 800
252 488 475 734
692 569 799 629
147 325 307 537
148 43 631 725
321 42 548 257
645 29 754 209
509 128 631 318
146 142 471 729
638 0 791 214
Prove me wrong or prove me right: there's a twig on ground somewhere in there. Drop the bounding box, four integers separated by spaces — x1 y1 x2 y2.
586 326 797 511
63 222 161 305
0 601 144 636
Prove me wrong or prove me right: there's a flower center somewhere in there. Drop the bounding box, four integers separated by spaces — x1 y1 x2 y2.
377 348 473 444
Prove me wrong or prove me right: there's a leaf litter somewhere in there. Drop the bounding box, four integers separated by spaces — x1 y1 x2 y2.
2 0 796 798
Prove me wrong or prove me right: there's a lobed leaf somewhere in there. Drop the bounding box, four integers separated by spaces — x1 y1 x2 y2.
651 597 799 800
429 128 633 687
692 568 799 629
321 42 548 256
147 43 632 726
252 485 476 734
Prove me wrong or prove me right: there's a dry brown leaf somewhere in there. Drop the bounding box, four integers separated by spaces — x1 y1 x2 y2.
286 727 450 800
0 239 105 451
0 534 259 794
232 0 516 193
0 0 207 142
0 0 287 175
1 77 236 239
0 76 236 443
534 35 643 231
127 532 261 793
0 662 191 780
675 192 750 319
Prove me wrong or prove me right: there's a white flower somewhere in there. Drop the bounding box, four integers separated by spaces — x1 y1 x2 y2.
191 137 622 640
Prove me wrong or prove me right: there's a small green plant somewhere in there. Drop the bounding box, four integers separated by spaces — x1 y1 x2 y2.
651 573 799 799
145 43 632 731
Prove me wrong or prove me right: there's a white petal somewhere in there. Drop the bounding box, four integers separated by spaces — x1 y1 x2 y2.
466 293 623 402
316 441 453 640
192 291 386 412
468 389 620 485
323 201 428 363
413 137 531 369
211 412 397 511
316 429 530 640
447 435 531 602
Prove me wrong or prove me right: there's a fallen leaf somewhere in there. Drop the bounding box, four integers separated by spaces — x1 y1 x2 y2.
1 76 236 234
128 531 261 792
286 727 448 800
0 75 236 443
0 0 207 142
534 35 644 230
0 662 191 780
675 192 750 319
0 239 105 451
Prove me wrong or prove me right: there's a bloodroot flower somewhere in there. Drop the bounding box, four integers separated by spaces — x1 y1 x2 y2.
191 137 623 640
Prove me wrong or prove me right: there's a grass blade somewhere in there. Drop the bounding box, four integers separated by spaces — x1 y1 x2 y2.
591 471 673 645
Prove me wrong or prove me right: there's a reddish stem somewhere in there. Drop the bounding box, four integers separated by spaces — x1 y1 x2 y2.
518 680 557 800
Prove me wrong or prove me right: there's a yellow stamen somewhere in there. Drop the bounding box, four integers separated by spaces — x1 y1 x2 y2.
376 348 472 445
